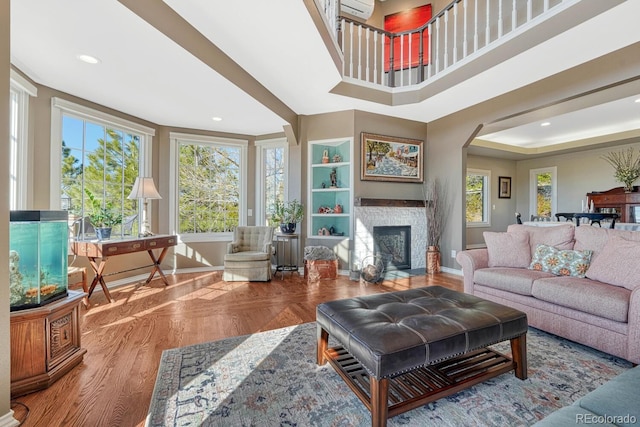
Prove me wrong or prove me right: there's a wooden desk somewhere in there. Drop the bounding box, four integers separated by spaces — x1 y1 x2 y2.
71 235 177 302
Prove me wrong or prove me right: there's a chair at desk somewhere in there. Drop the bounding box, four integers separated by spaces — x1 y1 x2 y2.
515 212 522 224
70 216 95 240
121 214 138 236
530 215 552 222
555 213 574 222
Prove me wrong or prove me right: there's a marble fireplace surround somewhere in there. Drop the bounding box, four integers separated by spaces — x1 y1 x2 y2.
353 198 427 272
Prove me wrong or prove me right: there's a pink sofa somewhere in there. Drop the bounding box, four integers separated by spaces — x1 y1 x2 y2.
456 224 640 364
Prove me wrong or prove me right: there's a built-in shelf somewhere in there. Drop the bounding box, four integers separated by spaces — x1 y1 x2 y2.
308 138 353 239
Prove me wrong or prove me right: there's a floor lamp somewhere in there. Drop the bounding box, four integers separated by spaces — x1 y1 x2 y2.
128 177 162 237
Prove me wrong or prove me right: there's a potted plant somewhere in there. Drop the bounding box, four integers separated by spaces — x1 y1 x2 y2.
270 199 304 234
85 189 123 240
601 147 640 193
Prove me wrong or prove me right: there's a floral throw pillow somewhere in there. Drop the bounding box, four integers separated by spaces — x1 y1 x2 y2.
529 244 593 278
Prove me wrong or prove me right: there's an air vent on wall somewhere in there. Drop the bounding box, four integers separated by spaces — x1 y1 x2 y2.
340 0 375 20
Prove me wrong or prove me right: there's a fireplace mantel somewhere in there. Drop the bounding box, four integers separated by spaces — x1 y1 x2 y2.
354 198 425 207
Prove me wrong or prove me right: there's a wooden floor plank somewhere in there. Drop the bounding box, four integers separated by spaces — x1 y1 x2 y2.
11 269 462 427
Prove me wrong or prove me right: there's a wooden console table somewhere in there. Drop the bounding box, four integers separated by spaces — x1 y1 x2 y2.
71 235 177 303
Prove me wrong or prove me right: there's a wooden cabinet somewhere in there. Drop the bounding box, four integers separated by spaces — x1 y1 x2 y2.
10 291 86 397
308 138 353 240
587 186 640 223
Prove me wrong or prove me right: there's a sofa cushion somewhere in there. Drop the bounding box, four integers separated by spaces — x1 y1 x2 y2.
474 267 554 296
531 277 630 323
529 244 593 278
574 225 640 260
586 235 640 291
507 224 575 255
483 231 530 268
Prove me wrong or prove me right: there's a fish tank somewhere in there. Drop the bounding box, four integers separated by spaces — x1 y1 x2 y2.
9 210 69 311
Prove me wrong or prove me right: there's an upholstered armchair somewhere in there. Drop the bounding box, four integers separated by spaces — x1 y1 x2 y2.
223 226 274 282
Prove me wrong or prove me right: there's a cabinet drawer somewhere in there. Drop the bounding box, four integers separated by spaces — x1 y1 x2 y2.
592 194 625 204
102 240 145 255
146 236 178 250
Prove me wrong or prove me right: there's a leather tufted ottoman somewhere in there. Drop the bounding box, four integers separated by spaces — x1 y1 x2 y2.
316 286 528 427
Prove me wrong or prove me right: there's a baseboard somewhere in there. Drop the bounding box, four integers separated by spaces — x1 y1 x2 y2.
0 410 19 427
442 266 463 276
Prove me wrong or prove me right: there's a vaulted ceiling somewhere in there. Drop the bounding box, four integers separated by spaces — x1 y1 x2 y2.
10 0 640 150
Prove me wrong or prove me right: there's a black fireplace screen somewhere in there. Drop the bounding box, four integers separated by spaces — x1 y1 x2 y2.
373 225 411 270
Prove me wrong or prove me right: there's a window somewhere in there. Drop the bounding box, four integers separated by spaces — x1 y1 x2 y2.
466 169 491 226
169 133 248 241
530 167 557 218
51 98 155 238
256 138 288 226
9 70 37 210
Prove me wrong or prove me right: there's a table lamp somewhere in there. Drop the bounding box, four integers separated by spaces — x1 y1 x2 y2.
128 177 162 236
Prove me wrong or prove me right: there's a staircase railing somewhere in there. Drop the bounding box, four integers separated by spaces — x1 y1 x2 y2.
334 0 571 88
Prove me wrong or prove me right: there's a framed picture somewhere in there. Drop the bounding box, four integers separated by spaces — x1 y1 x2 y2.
384 4 432 71
361 133 423 183
499 176 512 199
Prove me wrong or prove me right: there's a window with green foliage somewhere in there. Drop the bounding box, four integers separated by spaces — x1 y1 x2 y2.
530 167 556 218
52 98 154 239
257 139 287 227
170 134 247 237
466 169 490 226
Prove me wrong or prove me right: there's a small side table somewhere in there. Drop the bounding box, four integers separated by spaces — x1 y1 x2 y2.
275 233 300 278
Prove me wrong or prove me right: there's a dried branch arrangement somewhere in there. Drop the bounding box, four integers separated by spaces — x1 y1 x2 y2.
423 179 449 249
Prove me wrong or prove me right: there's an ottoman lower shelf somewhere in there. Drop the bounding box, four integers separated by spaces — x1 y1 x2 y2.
323 345 516 419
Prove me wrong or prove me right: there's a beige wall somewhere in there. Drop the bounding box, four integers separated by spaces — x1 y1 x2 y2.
465 155 518 247
1 0 12 420
515 141 640 219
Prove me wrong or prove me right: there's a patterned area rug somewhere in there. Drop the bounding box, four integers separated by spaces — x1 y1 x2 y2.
147 323 632 427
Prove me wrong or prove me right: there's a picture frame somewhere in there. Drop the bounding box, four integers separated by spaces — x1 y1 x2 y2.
498 176 512 199
361 133 423 183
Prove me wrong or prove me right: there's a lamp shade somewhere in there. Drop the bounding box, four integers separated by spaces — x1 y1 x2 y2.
128 177 162 200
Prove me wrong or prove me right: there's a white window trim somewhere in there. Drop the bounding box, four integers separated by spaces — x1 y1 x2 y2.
255 137 288 226
50 97 155 208
9 70 36 210
529 166 557 218
466 168 491 228
169 132 248 242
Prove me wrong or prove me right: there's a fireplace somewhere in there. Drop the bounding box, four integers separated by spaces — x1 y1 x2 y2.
373 225 411 270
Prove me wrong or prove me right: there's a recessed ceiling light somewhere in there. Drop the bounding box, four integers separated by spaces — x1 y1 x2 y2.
635 98 640 103
540 122 551 127
212 117 223 122
76 54 100 64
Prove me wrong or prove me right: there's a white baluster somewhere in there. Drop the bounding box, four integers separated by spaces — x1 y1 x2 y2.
462 0 468 58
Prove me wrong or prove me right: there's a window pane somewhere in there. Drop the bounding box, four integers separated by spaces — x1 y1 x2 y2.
9 89 18 210
466 174 486 222
264 146 285 226
178 142 241 233
536 172 552 216
61 114 141 238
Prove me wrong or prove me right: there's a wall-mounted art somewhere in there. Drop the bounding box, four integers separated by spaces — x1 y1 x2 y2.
384 4 432 71
499 176 512 199
361 133 423 183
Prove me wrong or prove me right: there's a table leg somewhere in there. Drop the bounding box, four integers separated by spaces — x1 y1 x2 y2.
511 333 528 380
371 377 389 427
144 247 170 285
317 326 329 365
87 257 115 303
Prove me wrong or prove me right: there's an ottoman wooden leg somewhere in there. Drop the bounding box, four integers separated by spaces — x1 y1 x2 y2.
317 327 329 365
510 333 528 380
371 377 389 427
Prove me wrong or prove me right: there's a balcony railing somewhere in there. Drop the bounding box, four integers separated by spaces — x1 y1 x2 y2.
325 0 572 88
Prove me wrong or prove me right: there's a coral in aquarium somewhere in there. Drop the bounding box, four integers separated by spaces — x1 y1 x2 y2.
9 250 25 305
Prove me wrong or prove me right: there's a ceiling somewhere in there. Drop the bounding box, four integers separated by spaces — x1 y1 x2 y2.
9 0 640 149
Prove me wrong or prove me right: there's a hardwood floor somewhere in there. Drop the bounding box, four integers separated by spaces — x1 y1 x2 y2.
11 270 462 427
